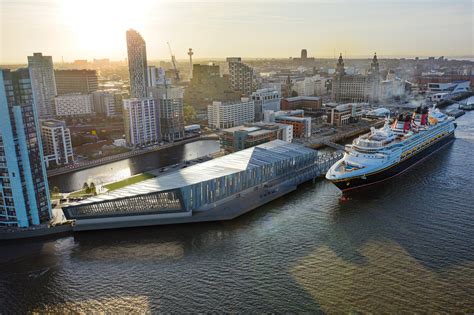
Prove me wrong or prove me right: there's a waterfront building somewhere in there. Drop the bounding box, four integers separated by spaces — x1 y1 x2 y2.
54 93 93 117
54 69 99 95
126 29 148 98
28 52 57 118
326 103 365 126
0 69 51 227
92 90 125 117
264 110 312 138
220 123 293 153
331 54 381 103
207 98 255 129
184 64 240 110
62 140 322 230
41 119 74 167
281 96 322 112
251 88 281 122
123 98 160 147
150 86 185 142
226 57 257 96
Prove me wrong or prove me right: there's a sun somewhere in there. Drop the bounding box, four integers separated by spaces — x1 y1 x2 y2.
61 0 153 58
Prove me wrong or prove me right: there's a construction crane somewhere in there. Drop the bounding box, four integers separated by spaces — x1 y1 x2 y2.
167 42 180 83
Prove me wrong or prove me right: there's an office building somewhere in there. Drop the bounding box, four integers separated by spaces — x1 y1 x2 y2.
55 93 93 117
226 57 257 96
208 98 255 129
220 123 293 153
293 77 316 96
281 96 322 111
54 69 99 95
92 90 125 117
28 52 57 118
332 54 381 103
184 64 240 110
326 103 364 126
0 69 51 227
126 29 148 98
265 110 312 138
251 88 281 122
150 86 185 142
123 98 160 147
147 66 167 87
41 119 74 167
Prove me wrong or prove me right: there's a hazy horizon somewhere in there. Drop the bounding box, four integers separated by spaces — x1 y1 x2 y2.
1 0 473 64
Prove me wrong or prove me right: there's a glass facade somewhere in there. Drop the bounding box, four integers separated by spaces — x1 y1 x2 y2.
63 141 339 221
0 69 51 227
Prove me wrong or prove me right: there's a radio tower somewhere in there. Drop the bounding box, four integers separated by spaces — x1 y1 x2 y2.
187 48 194 79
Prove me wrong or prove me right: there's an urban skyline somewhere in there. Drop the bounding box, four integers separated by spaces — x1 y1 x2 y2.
1 0 473 64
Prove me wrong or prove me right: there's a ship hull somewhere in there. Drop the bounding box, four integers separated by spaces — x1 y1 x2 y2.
330 132 455 192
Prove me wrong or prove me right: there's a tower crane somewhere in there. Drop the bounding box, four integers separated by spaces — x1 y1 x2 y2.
167 42 180 83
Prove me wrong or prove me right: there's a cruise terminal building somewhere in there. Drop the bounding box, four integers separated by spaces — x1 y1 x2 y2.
63 140 337 231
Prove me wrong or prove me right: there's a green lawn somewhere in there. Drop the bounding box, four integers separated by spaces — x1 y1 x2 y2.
68 189 93 198
104 173 155 192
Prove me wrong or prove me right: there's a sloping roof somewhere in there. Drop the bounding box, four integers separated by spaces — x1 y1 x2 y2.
69 140 316 206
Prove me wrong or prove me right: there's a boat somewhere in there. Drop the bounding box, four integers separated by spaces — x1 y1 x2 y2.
326 106 456 192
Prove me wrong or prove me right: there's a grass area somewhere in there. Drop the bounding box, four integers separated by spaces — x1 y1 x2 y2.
104 173 155 192
68 189 93 198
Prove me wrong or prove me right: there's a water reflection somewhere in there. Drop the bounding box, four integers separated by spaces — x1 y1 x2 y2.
49 140 220 192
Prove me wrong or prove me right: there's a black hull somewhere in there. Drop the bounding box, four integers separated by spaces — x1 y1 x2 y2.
331 132 455 192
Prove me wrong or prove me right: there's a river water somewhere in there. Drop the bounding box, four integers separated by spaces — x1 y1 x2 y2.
0 110 473 313
48 140 221 192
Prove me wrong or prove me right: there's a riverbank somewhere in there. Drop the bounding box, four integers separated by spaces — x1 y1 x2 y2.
47 135 218 177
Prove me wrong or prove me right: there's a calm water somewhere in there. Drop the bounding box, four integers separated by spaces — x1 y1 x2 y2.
1 111 473 313
48 140 221 192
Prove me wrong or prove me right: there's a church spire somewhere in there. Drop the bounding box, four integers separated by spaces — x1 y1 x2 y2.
371 52 379 72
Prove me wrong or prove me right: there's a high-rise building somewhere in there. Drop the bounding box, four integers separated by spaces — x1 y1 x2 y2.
251 88 281 122
150 86 185 142
126 29 148 98
54 69 99 95
41 119 74 167
54 93 93 117
184 64 240 110
28 52 57 118
207 98 255 129
92 90 125 117
226 57 257 96
123 98 160 147
301 49 308 59
0 68 51 227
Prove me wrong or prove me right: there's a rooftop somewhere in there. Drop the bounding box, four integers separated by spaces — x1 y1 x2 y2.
68 140 316 207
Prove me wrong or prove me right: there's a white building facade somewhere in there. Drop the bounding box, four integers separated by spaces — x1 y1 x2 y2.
123 98 160 147
54 94 93 117
41 119 74 167
208 98 255 129
251 88 281 122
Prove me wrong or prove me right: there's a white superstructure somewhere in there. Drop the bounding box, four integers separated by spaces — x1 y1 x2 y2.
326 106 456 186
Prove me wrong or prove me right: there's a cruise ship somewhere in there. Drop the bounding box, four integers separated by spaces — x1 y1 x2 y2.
326 106 456 192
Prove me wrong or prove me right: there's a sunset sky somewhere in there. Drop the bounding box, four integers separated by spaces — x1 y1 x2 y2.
1 0 472 64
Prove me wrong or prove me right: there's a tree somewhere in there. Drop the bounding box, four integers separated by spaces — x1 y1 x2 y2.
90 182 96 195
291 90 298 97
184 104 196 124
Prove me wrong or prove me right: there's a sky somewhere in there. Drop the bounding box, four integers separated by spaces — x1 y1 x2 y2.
0 0 473 64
